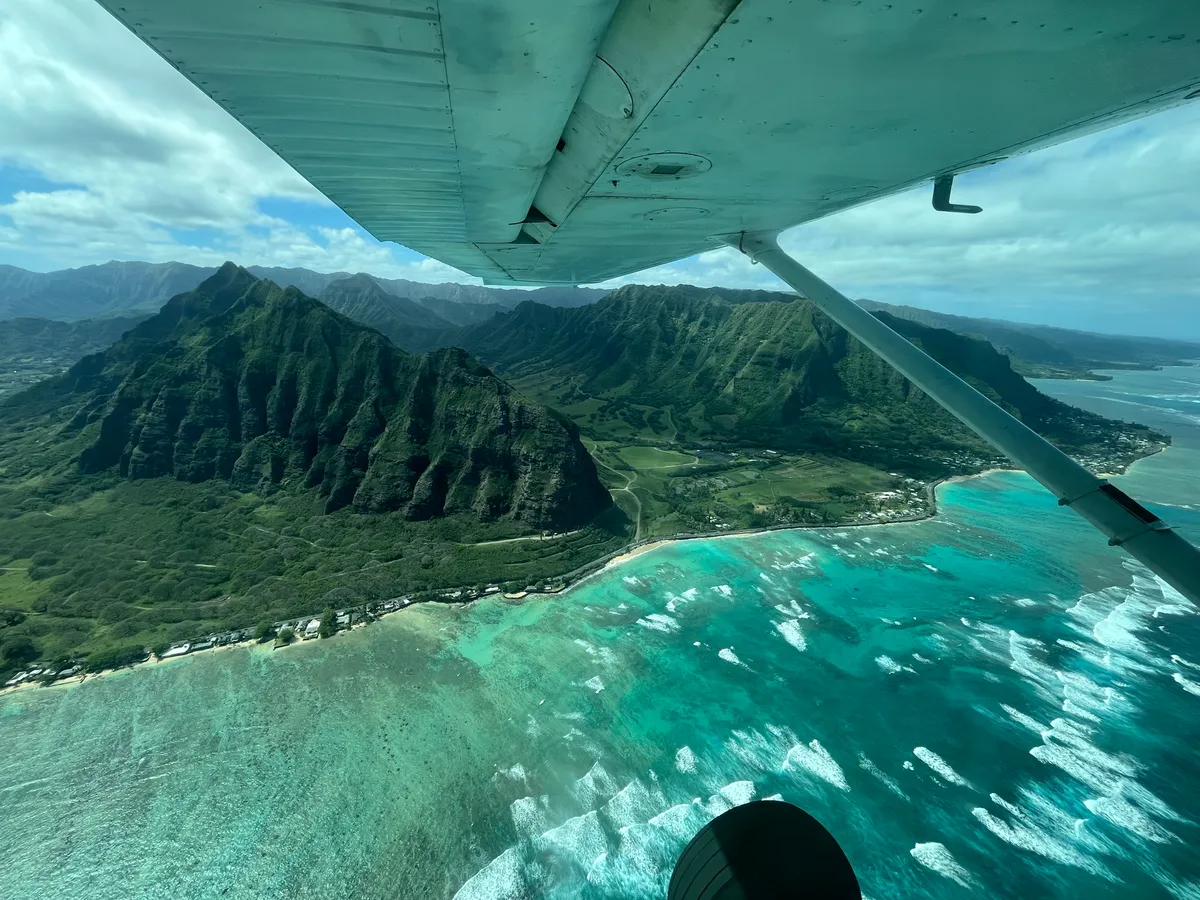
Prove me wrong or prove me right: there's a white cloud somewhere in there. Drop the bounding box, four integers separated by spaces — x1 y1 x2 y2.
1 0 1198 335
605 104 1200 336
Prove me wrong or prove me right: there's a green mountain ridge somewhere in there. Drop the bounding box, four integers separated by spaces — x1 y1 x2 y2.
317 273 455 336
3 264 610 530
444 285 1163 474
857 299 1200 378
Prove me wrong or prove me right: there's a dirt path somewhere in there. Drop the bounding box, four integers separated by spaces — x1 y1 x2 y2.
664 407 679 444
249 525 322 548
467 530 581 549
586 440 643 541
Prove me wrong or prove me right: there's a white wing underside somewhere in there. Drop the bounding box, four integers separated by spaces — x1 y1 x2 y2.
96 0 1200 285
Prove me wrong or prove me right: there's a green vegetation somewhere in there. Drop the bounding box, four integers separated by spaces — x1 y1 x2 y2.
0 477 627 677
276 627 295 646
451 285 1166 478
588 440 922 539
0 275 1170 681
0 315 147 400
317 274 457 352
616 446 697 470
318 608 336 639
0 266 623 678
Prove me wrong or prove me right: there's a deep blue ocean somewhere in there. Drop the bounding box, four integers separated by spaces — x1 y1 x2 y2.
1 366 1198 899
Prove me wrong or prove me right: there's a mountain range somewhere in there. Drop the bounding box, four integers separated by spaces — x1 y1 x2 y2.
858 299 1200 378
0 261 606 323
436 285 1160 474
1 265 610 529
0 265 1170 673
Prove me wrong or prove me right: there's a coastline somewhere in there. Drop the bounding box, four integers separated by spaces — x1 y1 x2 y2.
1 476 955 699
0 448 1161 699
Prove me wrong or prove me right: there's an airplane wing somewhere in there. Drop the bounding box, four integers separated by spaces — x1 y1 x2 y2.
95 0 1200 285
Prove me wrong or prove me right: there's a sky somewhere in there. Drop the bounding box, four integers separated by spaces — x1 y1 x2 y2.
1 0 1198 338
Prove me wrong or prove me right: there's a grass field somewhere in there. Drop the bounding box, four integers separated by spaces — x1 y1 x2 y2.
583 437 916 541
616 446 697 470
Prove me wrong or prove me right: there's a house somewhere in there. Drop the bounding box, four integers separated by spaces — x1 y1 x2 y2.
304 618 321 638
161 644 190 659
192 640 214 652
335 612 350 627
483 585 500 595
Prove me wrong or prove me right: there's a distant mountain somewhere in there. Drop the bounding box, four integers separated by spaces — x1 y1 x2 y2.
0 261 211 320
318 273 452 330
1 261 607 324
443 285 1162 474
2 265 610 529
858 299 1200 378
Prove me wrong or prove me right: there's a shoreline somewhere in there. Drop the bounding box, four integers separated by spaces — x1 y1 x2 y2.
0 475 954 699
0 448 1160 699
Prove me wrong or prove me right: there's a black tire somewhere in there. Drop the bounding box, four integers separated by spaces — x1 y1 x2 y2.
667 800 861 900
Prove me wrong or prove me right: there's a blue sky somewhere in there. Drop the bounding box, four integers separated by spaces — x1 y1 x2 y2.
1 0 1199 337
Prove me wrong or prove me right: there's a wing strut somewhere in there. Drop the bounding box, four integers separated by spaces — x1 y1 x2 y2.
725 232 1200 605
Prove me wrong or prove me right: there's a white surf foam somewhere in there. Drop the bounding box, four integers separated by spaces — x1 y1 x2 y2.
857 753 907 798
452 847 524 900
675 746 697 774
1028 717 1141 795
511 795 551 838
636 614 679 634
909 842 971 887
536 809 608 871
648 800 706 842
971 807 1100 872
724 728 783 773
584 675 605 693
989 793 1025 819
718 648 747 668
666 588 700 613
1172 672 1200 696
913 747 971 788
571 760 619 809
602 776 668 831
1172 654 1200 672
1015 598 1037 607
783 740 849 791
774 599 809 619
773 619 807 652
1084 796 1174 843
498 763 528 782
1001 703 1048 734
875 655 915 675
712 584 733 597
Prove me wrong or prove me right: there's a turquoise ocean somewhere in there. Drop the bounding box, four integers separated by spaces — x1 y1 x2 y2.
2 366 1199 899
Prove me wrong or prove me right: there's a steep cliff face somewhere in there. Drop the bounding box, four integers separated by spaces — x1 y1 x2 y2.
444 284 1163 469
49 264 610 528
